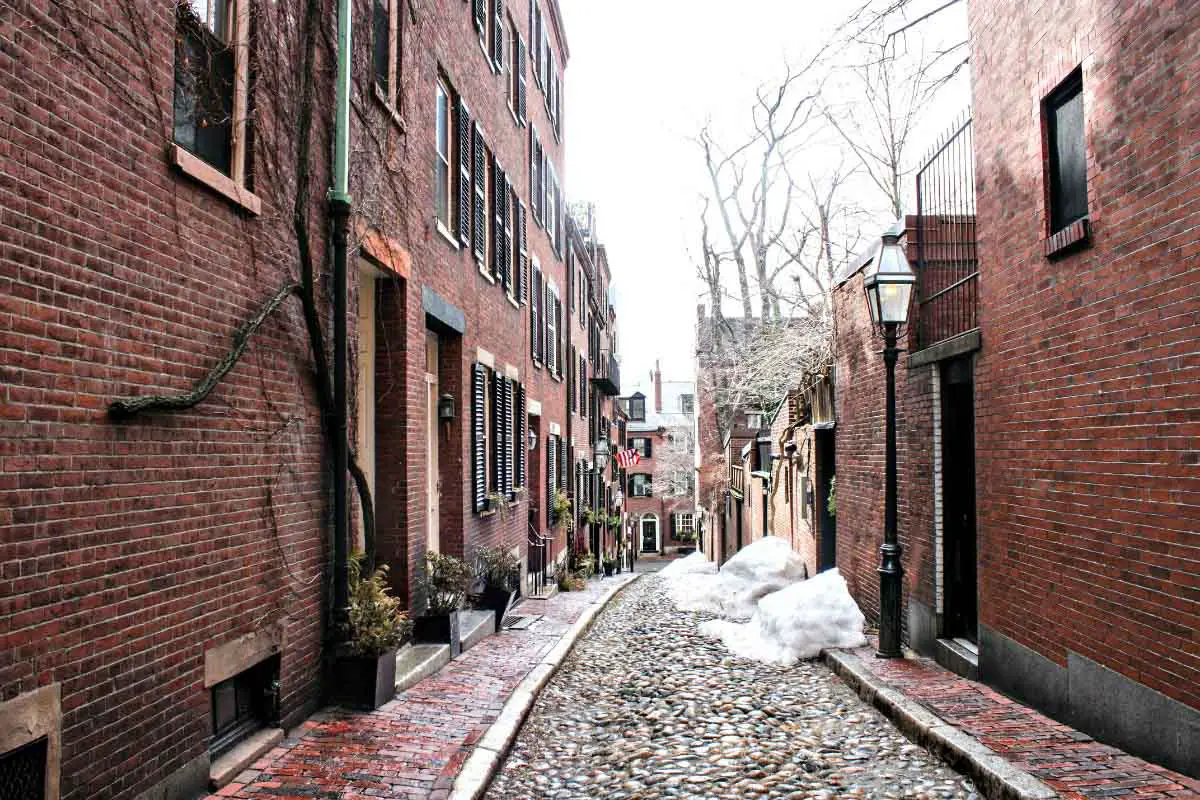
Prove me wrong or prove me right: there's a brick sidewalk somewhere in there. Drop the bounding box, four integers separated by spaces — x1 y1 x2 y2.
209 575 634 800
845 645 1200 800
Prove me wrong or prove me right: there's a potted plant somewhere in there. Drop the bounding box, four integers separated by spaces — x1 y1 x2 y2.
471 546 520 628
552 490 573 531
602 555 617 577
412 551 472 657
334 552 413 710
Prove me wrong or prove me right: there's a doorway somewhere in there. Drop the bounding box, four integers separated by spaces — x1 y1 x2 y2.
639 515 659 553
941 357 977 642
815 428 837 571
425 331 440 554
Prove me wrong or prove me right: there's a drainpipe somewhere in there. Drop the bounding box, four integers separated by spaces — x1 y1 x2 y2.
329 0 353 638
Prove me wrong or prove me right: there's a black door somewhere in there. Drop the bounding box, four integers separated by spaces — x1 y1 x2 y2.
942 358 978 642
815 429 837 571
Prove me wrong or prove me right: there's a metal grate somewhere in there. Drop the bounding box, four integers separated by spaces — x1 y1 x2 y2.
0 736 47 800
914 113 978 351
501 614 542 630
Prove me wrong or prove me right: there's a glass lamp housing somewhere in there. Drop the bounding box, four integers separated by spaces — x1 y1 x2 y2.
863 230 916 328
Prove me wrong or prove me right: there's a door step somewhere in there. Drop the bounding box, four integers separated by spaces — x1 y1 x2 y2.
935 637 980 681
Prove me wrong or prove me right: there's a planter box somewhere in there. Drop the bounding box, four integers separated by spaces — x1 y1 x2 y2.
603 564 616 577
332 648 397 710
413 611 462 658
477 586 515 630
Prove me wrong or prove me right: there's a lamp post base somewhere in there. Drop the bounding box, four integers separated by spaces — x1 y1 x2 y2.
876 541 904 658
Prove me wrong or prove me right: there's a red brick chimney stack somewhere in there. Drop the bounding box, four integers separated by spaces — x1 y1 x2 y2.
654 360 662 413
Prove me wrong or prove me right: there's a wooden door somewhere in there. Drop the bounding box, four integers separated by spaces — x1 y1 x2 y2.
425 332 440 554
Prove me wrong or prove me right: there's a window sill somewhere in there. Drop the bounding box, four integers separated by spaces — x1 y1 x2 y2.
435 222 460 249
373 84 406 131
170 145 261 216
1044 217 1090 258
507 294 519 308
478 265 496 284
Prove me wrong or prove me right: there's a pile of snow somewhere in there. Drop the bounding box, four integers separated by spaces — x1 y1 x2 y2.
699 569 867 665
667 537 807 621
658 550 717 578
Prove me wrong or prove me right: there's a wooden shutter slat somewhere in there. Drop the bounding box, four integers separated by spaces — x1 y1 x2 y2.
491 157 503 280
503 378 515 497
517 36 528 125
516 383 527 488
472 363 487 512
493 0 504 68
457 99 472 244
472 124 486 262
518 201 528 304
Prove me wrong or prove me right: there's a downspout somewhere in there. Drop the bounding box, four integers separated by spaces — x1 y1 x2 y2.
329 0 353 636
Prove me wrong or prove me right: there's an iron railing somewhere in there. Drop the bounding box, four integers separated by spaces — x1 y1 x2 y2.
527 524 552 597
914 113 978 350
590 350 620 396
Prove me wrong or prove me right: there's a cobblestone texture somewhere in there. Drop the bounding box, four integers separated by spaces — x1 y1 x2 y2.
488 576 978 799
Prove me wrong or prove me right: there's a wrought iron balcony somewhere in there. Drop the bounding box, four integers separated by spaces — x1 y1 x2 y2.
913 114 979 352
590 350 620 396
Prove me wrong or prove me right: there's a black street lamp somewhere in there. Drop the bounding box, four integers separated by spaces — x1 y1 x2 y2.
863 222 916 659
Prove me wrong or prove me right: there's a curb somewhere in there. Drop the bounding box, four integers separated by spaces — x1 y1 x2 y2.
823 649 1058 800
448 573 642 800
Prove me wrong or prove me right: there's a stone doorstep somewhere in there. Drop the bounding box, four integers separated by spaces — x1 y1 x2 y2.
823 649 1057 800
208 727 283 790
459 610 497 653
395 643 452 694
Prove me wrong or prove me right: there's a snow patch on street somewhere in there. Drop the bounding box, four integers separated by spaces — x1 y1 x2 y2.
661 538 867 663
698 569 867 665
668 537 806 620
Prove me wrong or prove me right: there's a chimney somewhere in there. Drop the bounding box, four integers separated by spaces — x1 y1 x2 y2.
654 360 662 413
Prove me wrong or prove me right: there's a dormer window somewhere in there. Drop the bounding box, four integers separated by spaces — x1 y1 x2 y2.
628 394 645 421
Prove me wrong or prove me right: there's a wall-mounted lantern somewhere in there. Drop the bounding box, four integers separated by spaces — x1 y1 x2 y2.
438 393 456 425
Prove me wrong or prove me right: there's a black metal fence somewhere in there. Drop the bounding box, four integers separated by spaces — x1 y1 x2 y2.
527 524 550 597
914 113 978 350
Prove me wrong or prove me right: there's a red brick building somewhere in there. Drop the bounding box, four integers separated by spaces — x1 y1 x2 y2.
620 365 698 556
830 0 1199 777
0 0 598 795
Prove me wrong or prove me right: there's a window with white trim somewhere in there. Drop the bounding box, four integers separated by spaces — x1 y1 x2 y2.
434 80 452 227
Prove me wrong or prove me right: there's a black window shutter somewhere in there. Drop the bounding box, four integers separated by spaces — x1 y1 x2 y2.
503 378 515 497
559 435 568 493
646 438 652 458
472 124 486 262
554 295 562 378
567 347 574 412
517 36 528 125
536 269 545 363
473 0 485 35
1049 73 1087 232
492 0 504 68
492 370 505 496
516 382 527 488
457 99 472 245
518 201 528 304
491 159 503 279
530 267 540 362
472 363 487 512
546 435 557 522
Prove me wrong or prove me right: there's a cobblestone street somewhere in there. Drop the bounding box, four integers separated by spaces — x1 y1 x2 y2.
488 575 978 800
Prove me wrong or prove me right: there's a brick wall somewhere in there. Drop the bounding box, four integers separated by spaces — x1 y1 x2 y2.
0 0 578 797
969 0 1200 712
0 0 335 795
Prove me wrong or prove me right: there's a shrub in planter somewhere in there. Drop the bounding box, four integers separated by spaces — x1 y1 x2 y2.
413 551 472 657
471 546 519 628
334 553 412 710
602 556 617 577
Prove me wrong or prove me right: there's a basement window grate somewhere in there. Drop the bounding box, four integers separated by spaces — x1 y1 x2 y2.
0 736 47 800
210 655 280 759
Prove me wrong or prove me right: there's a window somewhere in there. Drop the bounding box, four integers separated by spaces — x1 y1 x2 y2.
210 656 278 758
435 80 452 229
373 0 404 114
630 473 652 497
630 437 652 459
680 394 695 415
474 131 489 266
504 184 516 298
472 365 524 510
628 395 645 421
473 0 502 70
173 0 256 207
676 513 695 536
1046 68 1087 234
746 413 763 429
507 18 523 121
545 283 559 376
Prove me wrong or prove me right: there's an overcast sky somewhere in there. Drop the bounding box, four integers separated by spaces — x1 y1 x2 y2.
559 0 969 386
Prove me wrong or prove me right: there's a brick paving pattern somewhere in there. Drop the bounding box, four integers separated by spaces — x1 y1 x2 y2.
849 646 1200 800
209 575 633 800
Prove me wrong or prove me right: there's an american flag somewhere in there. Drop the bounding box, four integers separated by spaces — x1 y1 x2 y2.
615 448 641 468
